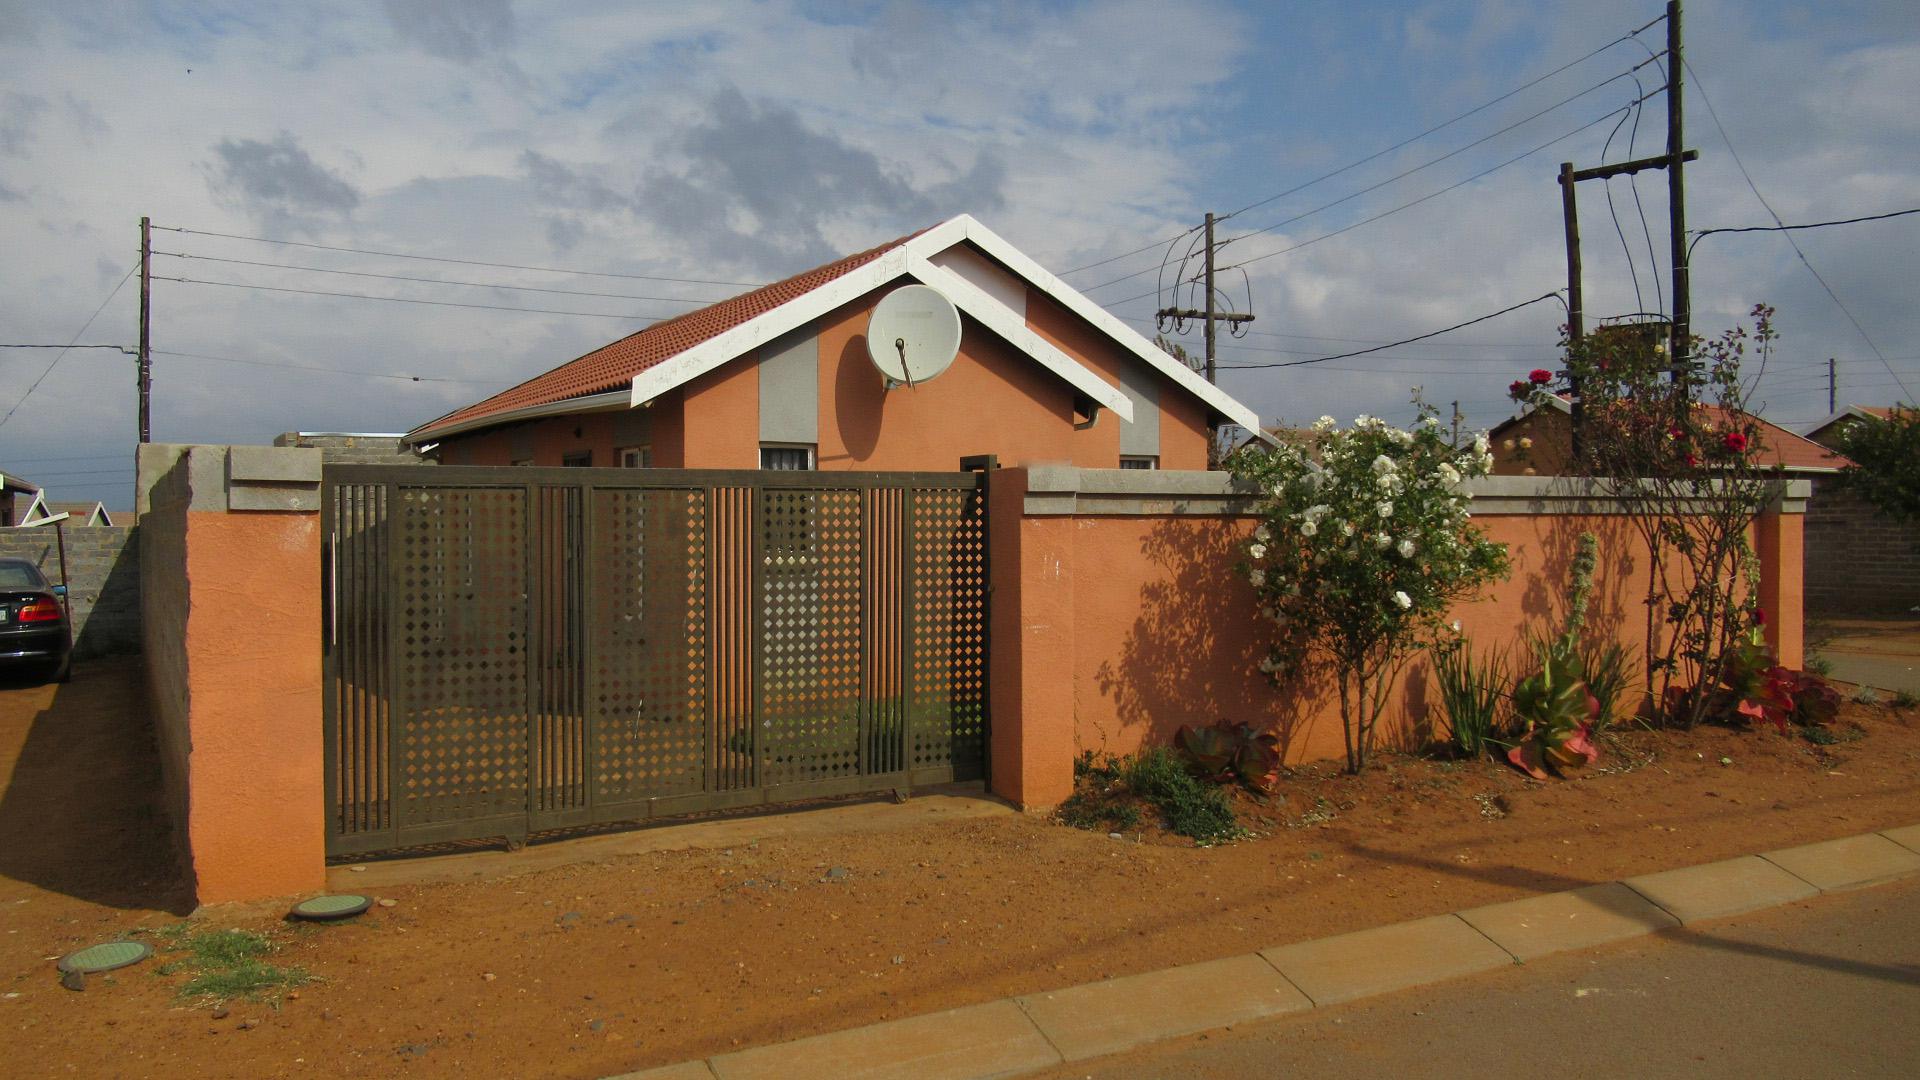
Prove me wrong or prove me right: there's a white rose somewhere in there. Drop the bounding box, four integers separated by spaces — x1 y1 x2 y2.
1300 520 1318 537
1472 434 1490 455
1339 520 1355 537
1393 591 1413 610
1437 463 1461 486
1248 568 1266 587
1376 500 1394 518
1253 524 1271 542
1371 454 1396 475
1397 538 1416 558
1312 415 1336 432
1248 543 1268 560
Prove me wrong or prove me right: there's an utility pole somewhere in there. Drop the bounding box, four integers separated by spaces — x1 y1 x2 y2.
1155 211 1255 384
1666 0 1689 373
1450 401 1463 447
1553 0 1696 418
1828 358 1837 414
138 216 151 444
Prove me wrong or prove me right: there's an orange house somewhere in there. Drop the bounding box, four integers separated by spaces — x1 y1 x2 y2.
407 215 1268 469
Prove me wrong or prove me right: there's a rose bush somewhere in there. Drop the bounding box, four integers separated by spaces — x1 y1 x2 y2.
1228 406 1510 772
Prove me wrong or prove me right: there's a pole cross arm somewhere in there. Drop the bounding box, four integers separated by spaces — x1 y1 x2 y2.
1564 149 1698 184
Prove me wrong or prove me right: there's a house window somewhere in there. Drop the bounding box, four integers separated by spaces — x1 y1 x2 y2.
618 445 652 469
510 458 534 467
1119 456 1158 470
759 444 814 471
561 451 592 468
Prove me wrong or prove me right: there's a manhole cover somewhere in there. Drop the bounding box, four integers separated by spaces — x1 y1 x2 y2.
58 941 151 975
290 894 373 921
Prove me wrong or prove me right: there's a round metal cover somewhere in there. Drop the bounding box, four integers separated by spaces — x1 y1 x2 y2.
57 941 151 975
290 894 373 921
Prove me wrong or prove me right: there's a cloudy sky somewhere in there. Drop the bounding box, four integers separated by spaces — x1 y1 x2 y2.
2 0 1916 507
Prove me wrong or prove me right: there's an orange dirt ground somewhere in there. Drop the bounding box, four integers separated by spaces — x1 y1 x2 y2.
3 658 1917 1079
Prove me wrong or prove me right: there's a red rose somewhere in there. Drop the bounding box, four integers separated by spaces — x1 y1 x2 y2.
1753 607 1768 627
1685 453 1701 467
1508 380 1529 399
1528 368 1552 385
1724 431 1749 453
1667 426 1685 441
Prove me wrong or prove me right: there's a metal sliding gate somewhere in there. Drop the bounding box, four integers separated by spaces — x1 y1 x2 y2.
321 465 988 857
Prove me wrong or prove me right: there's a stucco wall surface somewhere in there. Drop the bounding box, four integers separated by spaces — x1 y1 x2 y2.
988 467 1806 807
179 509 324 903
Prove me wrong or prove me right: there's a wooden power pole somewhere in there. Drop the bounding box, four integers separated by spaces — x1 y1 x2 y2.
138 216 151 444
1155 212 1255 384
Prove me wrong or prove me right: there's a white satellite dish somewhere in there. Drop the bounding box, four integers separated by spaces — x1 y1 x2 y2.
866 284 961 389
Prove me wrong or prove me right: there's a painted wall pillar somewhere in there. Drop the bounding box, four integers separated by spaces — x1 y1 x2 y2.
985 468 1077 809
1756 507 1805 669
139 445 327 905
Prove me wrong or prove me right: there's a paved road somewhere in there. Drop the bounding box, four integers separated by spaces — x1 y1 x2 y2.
1812 618 1920 695
1034 877 1920 1079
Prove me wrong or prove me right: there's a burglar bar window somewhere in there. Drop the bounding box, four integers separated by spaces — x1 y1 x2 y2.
1119 456 1158 470
562 451 592 467
759 444 814 471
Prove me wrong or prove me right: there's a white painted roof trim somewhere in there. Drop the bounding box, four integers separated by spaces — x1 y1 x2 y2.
625 236 1130 420
1800 405 1885 437
940 215 1269 439
414 390 632 444
907 255 1132 420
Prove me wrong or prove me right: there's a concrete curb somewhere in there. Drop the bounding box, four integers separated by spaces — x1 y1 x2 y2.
604 822 1920 1080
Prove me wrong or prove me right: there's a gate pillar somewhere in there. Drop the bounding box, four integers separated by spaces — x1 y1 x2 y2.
984 468 1075 809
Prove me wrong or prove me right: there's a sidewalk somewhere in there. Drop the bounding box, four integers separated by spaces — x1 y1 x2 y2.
607 823 1920 1080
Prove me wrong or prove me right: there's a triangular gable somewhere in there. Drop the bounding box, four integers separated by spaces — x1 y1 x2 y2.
411 215 1271 444
17 491 69 527
86 502 114 527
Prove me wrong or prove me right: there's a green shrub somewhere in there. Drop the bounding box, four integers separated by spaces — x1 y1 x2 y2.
1057 791 1141 832
1894 689 1919 710
1121 747 1244 845
1579 637 1639 730
1803 653 1834 678
1432 640 1509 757
1851 685 1880 706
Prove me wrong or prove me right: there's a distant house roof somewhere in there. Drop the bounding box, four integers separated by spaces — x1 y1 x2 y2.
408 215 1268 445
1802 404 1904 448
0 472 40 496
1491 395 1849 473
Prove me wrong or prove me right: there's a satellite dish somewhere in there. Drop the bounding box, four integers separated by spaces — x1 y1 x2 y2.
866 284 960 388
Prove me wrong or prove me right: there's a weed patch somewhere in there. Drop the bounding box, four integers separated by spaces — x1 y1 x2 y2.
136 925 313 1006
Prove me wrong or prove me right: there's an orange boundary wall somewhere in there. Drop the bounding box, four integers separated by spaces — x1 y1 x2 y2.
984 467 1807 809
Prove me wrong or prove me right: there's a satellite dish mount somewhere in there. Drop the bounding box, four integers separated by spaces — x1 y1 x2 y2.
866 284 960 390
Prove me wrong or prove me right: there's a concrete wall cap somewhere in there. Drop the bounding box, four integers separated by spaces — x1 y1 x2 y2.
228 445 323 484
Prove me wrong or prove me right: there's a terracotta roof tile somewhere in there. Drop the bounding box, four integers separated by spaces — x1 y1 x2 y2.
412 227 926 439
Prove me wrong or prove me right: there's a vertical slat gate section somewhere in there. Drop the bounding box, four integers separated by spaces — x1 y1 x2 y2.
321 466 988 857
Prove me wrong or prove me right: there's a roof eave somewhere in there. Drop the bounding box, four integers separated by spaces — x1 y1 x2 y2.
407 389 633 446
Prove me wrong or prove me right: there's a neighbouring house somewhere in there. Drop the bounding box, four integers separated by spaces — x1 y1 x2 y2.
1800 404 1920 617
0 471 39 527
407 215 1267 470
273 431 434 466
1486 393 1847 478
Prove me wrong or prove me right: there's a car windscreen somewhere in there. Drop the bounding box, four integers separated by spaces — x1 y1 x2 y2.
0 564 47 590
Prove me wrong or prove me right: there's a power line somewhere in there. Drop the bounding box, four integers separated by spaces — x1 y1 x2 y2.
151 251 730 306
1683 57 1914 403
1063 16 1665 279
1219 65 1663 250
0 453 129 465
1215 103 1646 276
1217 292 1566 370
152 349 496 385
155 275 669 320
0 344 134 352
1687 206 1920 257
1082 76 1660 296
0 265 137 433
152 225 762 288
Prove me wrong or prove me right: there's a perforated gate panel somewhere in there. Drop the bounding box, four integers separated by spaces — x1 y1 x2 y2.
322 467 988 856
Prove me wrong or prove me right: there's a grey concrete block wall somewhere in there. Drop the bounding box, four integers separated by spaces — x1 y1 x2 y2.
1804 476 1920 617
0 524 140 658
273 432 434 466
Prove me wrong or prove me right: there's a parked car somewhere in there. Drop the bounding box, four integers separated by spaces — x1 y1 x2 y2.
0 558 71 683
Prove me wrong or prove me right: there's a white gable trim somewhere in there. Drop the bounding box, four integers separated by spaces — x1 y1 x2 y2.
937 216 1269 438
907 256 1132 421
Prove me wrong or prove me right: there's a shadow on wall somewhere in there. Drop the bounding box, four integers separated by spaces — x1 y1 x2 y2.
0 658 189 912
1092 517 1328 762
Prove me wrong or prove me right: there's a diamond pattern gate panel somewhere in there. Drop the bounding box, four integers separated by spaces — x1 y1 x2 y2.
321 466 989 857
